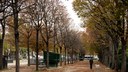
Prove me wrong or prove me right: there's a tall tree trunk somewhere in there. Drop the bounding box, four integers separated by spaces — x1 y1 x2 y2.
46 42 49 68
64 47 66 65
53 27 56 52
53 38 55 52
57 48 58 53
67 53 69 64
121 9 127 72
0 13 6 70
15 31 19 72
0 26 5 69
13 0 20 72
113 38 119 71
108 39 114 68
59 47 62 66
36 29 39 71
121 37 127 72
27 37 30 66
71 47 73 64
0 39 3 70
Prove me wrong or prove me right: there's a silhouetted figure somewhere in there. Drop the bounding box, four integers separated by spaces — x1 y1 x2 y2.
3 55 8 69
89 58 93 69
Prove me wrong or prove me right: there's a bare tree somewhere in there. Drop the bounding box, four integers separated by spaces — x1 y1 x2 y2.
0 0 12 69
25 0 44 70
55 5 71 65
19 22 33 66
39 0 60 68
11 0 32 71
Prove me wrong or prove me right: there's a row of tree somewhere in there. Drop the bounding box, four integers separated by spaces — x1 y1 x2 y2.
0 0 85 72
73 0 128 72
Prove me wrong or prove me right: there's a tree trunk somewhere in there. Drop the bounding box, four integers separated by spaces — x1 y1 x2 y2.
71 48 73 64
121 9 127 72
0 39 3 70
113 38 119 71
59 47 62 66
46 42 49 68
56 48 58 53
27 37 30 66
108 39 114 68
64 47 66 65
0 26 5 70
121 37 127 72
36 29 39 71
53 30 56 53
13 0 20 72
0 12 6 70
67 54 69 64
15 30 19 72
53 39 55 52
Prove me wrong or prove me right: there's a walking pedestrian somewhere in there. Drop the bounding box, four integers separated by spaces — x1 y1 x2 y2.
3 55 8 69
89 57 93 69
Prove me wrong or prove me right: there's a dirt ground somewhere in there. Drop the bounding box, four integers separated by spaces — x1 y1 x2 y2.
0 60 115 72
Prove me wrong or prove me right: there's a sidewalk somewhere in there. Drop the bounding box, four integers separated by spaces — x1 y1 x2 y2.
8 59 27 66
0 60 115 72
92 61 115 72
48 60 115 72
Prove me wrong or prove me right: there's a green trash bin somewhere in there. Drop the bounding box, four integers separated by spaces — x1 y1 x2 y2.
43 51 60 67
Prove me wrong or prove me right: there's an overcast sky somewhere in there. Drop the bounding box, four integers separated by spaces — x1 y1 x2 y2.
61 0 84 31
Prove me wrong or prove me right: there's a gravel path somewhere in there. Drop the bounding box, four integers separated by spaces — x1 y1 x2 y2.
0 60 115 72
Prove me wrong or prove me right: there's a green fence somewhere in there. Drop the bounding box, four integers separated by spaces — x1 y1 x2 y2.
43 51 60 67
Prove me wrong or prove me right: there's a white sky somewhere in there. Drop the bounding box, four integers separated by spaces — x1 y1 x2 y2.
61 0 84 31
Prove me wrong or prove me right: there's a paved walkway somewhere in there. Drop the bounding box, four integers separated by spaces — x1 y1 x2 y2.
92 61 115 72
48 60 115 72
8 59 27 66
0 60 115 72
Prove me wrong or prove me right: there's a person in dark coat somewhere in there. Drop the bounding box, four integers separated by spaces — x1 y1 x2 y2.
3 55 8 68
89 57 93 69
